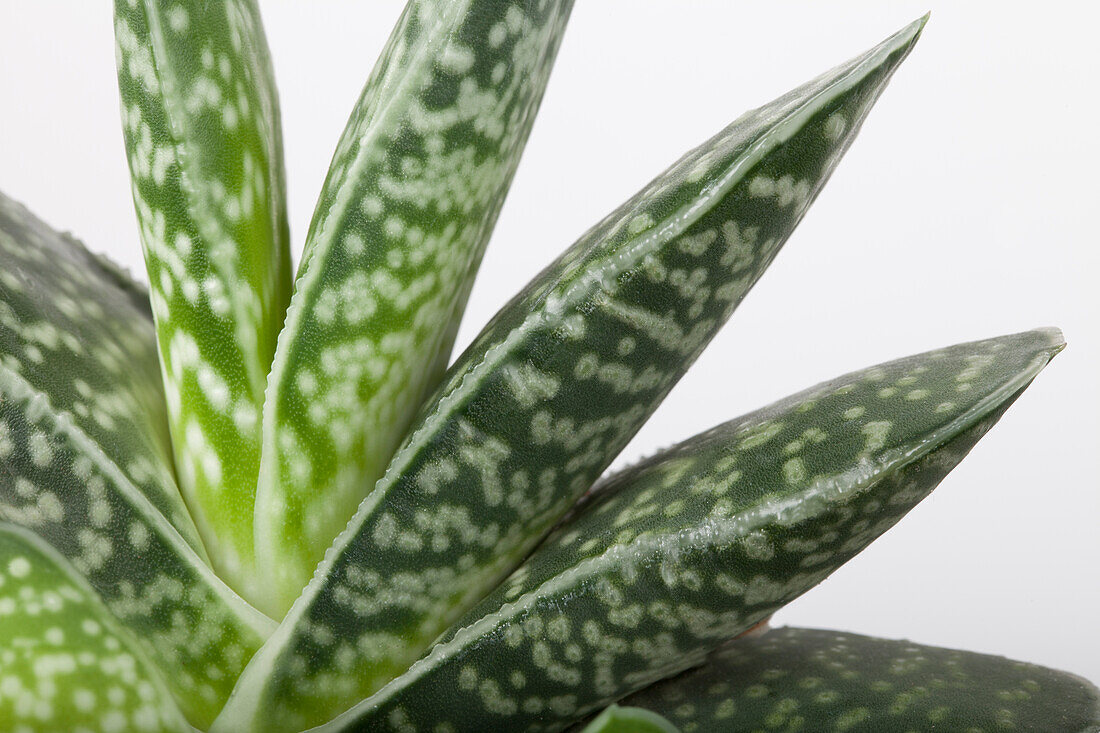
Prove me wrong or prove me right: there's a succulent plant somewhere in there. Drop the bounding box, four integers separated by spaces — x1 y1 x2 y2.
0 2 1096 732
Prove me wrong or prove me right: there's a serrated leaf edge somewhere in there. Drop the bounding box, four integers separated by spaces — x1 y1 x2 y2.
0 361 275 637
259 0 469 400
311 327 1061 730
267 13 930 663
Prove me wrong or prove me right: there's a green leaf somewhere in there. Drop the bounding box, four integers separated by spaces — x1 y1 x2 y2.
254 0 576 609
580 706 679 733
114 0 292 601
611 627 1100 732
0 195 275 729
216 18 927 732
0 193 202 554
313 328 1061 732
0 522 192 732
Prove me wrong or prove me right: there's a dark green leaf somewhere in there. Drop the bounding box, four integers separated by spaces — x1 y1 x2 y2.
254 0 576 609
114 0 292 600
0 193 200 552
321 328 1060 732
613 627 1100 732
216 18 927 733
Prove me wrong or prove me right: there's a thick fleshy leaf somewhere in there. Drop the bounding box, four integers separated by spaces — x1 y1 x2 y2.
255 0 576 609
611 627 1100 732
216 18 927 732
316 328 1062 732
0 195 275 728
114 0 292 600
0 522 191 732
579 706 679 733
0 193 202 553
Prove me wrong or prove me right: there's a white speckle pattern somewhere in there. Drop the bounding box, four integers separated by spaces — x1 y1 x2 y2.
114 0 292 600
332 327 1059 732
218 19 938 733
254 0 576 611
0 194 201 552
615 627 1100 733
0 194 275 729
0 523 190 732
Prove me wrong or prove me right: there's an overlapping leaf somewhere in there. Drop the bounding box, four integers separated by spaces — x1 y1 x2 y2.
215 18 928 733
0 522 191 732
611 627 1100 732
114 0 292 601
0 193 200 552
255 0 576 609
0 195 275 728
316 329 1062 732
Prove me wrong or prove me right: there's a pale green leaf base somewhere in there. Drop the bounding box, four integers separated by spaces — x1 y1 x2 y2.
114 0 292 601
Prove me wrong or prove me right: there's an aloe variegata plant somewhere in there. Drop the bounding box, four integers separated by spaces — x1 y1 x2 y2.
0 3 1096 732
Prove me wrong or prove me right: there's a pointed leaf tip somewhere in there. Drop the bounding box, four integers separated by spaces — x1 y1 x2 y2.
325 329 1057 732
253 0 577 610
219 18 931 732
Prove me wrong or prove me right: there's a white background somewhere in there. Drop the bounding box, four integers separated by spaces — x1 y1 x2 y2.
2 3 1097 683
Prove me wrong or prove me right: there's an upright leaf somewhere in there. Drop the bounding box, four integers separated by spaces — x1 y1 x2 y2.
611 627 1100 732
216 19 927 731
255 0 576 607
0 523 191 733
315 329 1062 732
114 0 292 600
0 195 275 728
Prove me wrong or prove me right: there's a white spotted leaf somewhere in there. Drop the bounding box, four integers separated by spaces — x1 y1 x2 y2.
215 17 927 733
254 0 576 609
608 627 1100 732
0 193 201 553
317 328 1062 732
0 194 275 729
0 522 192 733
114 0 292 601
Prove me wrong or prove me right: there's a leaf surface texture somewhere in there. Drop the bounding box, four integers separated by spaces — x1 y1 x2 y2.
114 0 292 600
0 194 275 728
255 0 576 608
216 17 929 733
0 522 192 732
613 627 1100 732
319 328 1061 732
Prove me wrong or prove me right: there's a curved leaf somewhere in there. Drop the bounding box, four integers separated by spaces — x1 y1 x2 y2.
216 18 927 733
0 195 275 728
114 0 292 600
0 522 191 733
612 627 1100 732
318 328 1061 732
255 0 576 609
